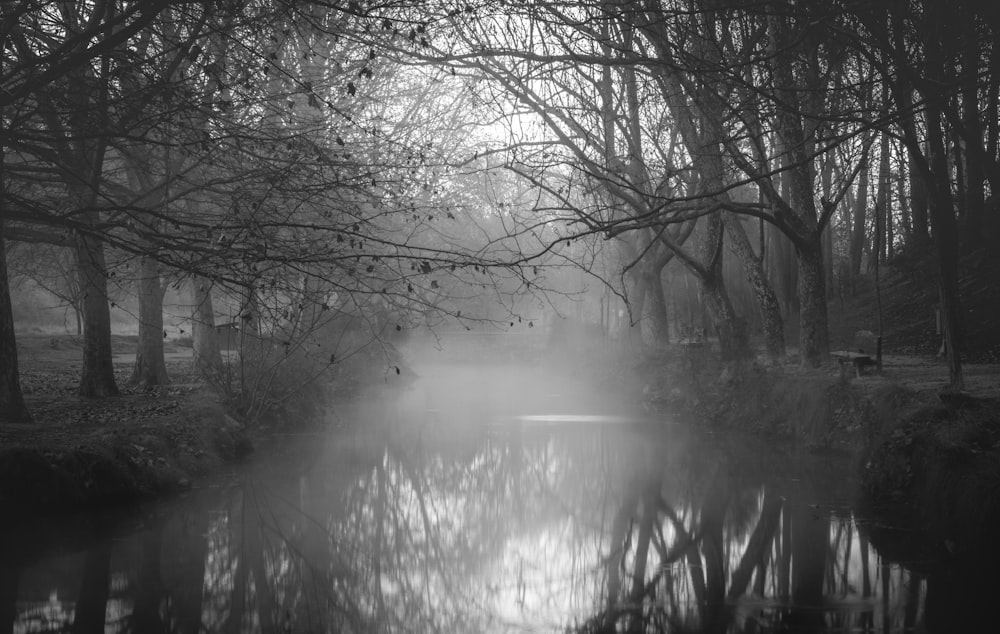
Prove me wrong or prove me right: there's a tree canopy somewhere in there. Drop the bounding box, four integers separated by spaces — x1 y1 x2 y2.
3 0 997 420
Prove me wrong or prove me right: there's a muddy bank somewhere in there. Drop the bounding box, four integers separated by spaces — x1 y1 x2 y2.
0 387 252 514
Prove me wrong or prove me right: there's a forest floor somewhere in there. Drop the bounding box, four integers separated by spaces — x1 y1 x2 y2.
0 334 250 514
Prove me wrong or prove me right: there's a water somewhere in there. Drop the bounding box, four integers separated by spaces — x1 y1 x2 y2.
0 360 975 633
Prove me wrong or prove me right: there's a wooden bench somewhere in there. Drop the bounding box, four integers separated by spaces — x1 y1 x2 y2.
677 336 706 349
834 330 880 379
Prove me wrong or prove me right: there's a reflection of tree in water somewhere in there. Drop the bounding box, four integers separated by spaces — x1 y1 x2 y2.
5 421 930 633
187 421 927 634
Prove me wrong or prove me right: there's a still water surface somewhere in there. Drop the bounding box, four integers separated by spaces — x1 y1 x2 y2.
1 361 956 633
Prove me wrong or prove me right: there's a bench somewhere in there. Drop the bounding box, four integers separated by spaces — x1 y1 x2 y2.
677 337 706 349
834 330 880 379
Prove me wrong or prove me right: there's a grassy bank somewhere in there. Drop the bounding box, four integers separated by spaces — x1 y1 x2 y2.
2 335 252 514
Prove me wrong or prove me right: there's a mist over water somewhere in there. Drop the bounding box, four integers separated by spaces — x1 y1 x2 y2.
3 334 943 633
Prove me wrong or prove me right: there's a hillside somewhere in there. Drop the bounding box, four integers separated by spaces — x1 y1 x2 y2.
827 247 1000 364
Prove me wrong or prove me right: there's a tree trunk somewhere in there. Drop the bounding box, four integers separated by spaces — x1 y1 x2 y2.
875 131 892 263
987 38 1000 188
642 267 670 347
820 155 836 297
0 228 30 422
724 213 786 364
928 151 965 389
74 227 119 398
0 128 31 422
191 276 223 375
797 237 830 367
702 276 747 364
131 255 169 388
625 266 648 348
122 152 169 388
900 103 932 249
700 215 750 374
767 205 798 314
924 12 965 390
850 136 871 288
898 170 912 238
822 210 835 295
961 26 986 250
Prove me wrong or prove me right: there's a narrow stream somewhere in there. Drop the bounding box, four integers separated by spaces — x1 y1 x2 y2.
0 360 966 633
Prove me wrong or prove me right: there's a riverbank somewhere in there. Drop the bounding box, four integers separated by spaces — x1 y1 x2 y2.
655 348 1000 601
6 331 1000 521
1 335 253 514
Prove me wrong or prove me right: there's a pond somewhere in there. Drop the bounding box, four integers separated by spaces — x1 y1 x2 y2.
0 360 979 633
